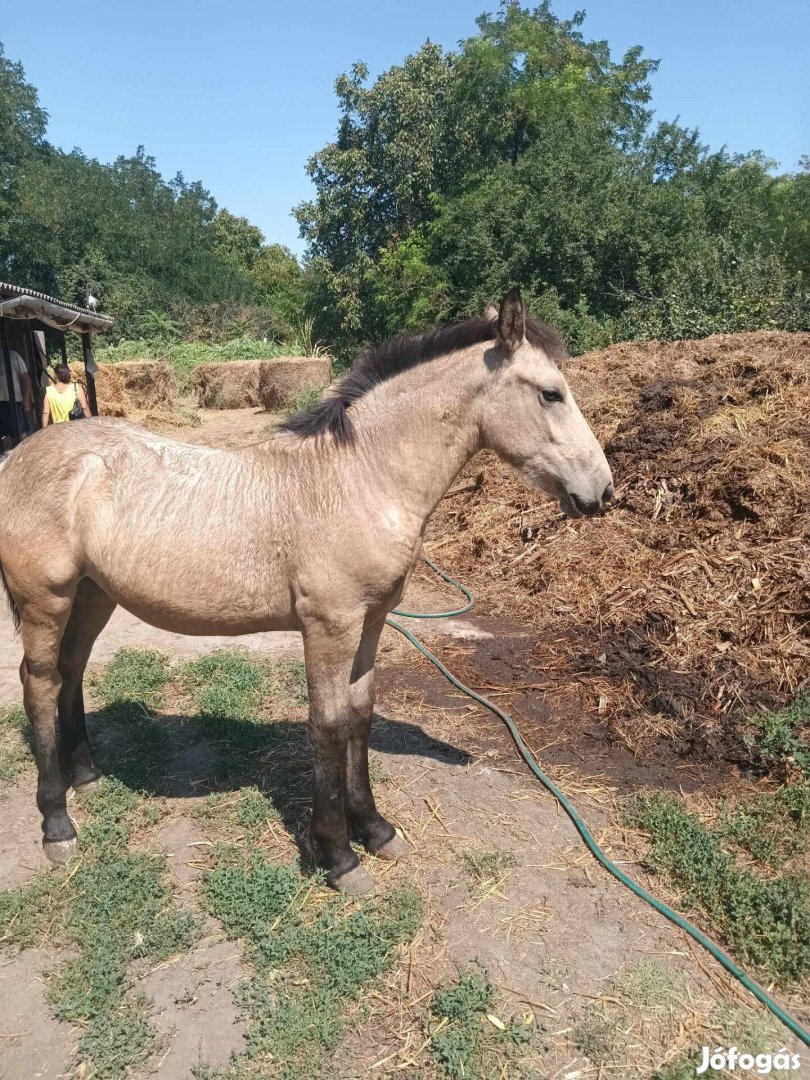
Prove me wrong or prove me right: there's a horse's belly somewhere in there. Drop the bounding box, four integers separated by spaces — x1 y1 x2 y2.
118 597 297 636
89 564 297 637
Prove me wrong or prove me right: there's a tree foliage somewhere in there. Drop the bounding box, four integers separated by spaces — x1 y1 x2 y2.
2 6 807 361
297 1 809 358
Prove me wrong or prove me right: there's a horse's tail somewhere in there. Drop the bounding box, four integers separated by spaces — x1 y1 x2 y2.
0 559 20 632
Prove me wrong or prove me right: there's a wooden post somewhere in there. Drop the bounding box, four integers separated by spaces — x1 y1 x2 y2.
24 323 44 429
59 333 68 366
81 332 99 416
0 316 22 446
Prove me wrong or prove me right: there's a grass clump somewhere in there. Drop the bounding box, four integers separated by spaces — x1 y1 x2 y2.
572 1009 618 1064
718 780 810 866
0 705 31 786
613 958 682 1007
202 850 422 1078
93 702 172 792
88 648 176 790
461 848 517 885
193 788 278 840
0 778 198 1078
744 694 810 776
182 651 266 720
429 970 535 1080
269 657 308 706
93 648 171 709
285 384 324 417
627 791 810 983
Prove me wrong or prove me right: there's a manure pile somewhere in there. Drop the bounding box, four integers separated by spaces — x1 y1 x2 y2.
429 332 810 763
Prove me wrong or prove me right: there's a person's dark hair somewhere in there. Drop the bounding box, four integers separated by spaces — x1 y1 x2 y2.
54 364 72 384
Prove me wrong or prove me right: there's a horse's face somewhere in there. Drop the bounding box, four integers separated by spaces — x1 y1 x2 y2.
479 290 613 518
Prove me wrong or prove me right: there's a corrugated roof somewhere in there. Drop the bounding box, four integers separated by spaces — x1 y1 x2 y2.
0 281 114 326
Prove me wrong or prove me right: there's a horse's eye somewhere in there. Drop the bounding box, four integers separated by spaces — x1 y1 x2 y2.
539 388 563 405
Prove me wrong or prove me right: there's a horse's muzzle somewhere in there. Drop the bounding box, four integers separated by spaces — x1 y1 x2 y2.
561 483 614 518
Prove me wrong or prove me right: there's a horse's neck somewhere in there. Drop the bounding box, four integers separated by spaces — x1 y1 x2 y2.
348 350 484 526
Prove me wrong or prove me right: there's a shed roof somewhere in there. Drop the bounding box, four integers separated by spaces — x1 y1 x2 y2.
0 281 114 334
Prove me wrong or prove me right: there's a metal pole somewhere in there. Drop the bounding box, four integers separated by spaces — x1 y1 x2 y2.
0 316 22 446
81 332 99 416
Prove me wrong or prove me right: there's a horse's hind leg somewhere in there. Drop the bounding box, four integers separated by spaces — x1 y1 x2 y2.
345 619 408 861
58 578 117 791
19 594 76 865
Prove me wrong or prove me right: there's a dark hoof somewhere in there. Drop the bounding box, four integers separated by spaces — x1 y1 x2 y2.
331 864 374 897
43 837 78 866
371 832 410 861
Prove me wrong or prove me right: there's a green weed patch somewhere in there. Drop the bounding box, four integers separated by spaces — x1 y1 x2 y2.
718 781 810 866
182 651 268 721
628 792 810 983
429 970 536 1080
744 695 810 777
92 647 171 709
0 779 198 1079
201 850 422 1079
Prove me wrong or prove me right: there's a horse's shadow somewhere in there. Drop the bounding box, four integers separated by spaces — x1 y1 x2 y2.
86 703 470 863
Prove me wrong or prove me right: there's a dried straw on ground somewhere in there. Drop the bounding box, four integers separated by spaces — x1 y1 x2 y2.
428 332 810 762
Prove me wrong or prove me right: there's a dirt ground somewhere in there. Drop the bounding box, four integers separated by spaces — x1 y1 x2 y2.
0 399 806 1079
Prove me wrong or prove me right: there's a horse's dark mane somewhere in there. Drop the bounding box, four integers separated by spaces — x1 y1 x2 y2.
279 314 565 445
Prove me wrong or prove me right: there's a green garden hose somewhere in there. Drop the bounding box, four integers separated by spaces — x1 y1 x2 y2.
387 557 810 1048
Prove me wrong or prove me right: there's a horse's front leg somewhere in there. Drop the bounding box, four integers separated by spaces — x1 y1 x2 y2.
345 617 409 860
303 616 374 896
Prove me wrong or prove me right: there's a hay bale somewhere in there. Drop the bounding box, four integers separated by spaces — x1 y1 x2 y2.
194 360 265 409
258 357 332 412
67 360 175 417
195 357 332 410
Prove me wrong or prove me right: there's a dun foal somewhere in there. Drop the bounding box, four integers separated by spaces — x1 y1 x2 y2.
0 290 613 894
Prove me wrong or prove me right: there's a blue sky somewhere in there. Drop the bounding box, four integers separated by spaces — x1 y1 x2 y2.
4 1 808 255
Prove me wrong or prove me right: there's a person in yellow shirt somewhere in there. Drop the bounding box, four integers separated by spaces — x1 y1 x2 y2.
42 364 91 426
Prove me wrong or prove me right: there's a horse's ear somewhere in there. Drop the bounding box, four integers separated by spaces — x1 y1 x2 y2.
497 288 525 357
483 303 498 321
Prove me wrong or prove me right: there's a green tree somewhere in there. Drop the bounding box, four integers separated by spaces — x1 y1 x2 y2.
0 43 48 271
298 2 808 356
211 210 265 274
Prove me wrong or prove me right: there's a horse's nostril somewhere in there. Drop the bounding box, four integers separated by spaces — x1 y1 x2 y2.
570 492 600 516
602 482 615 504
